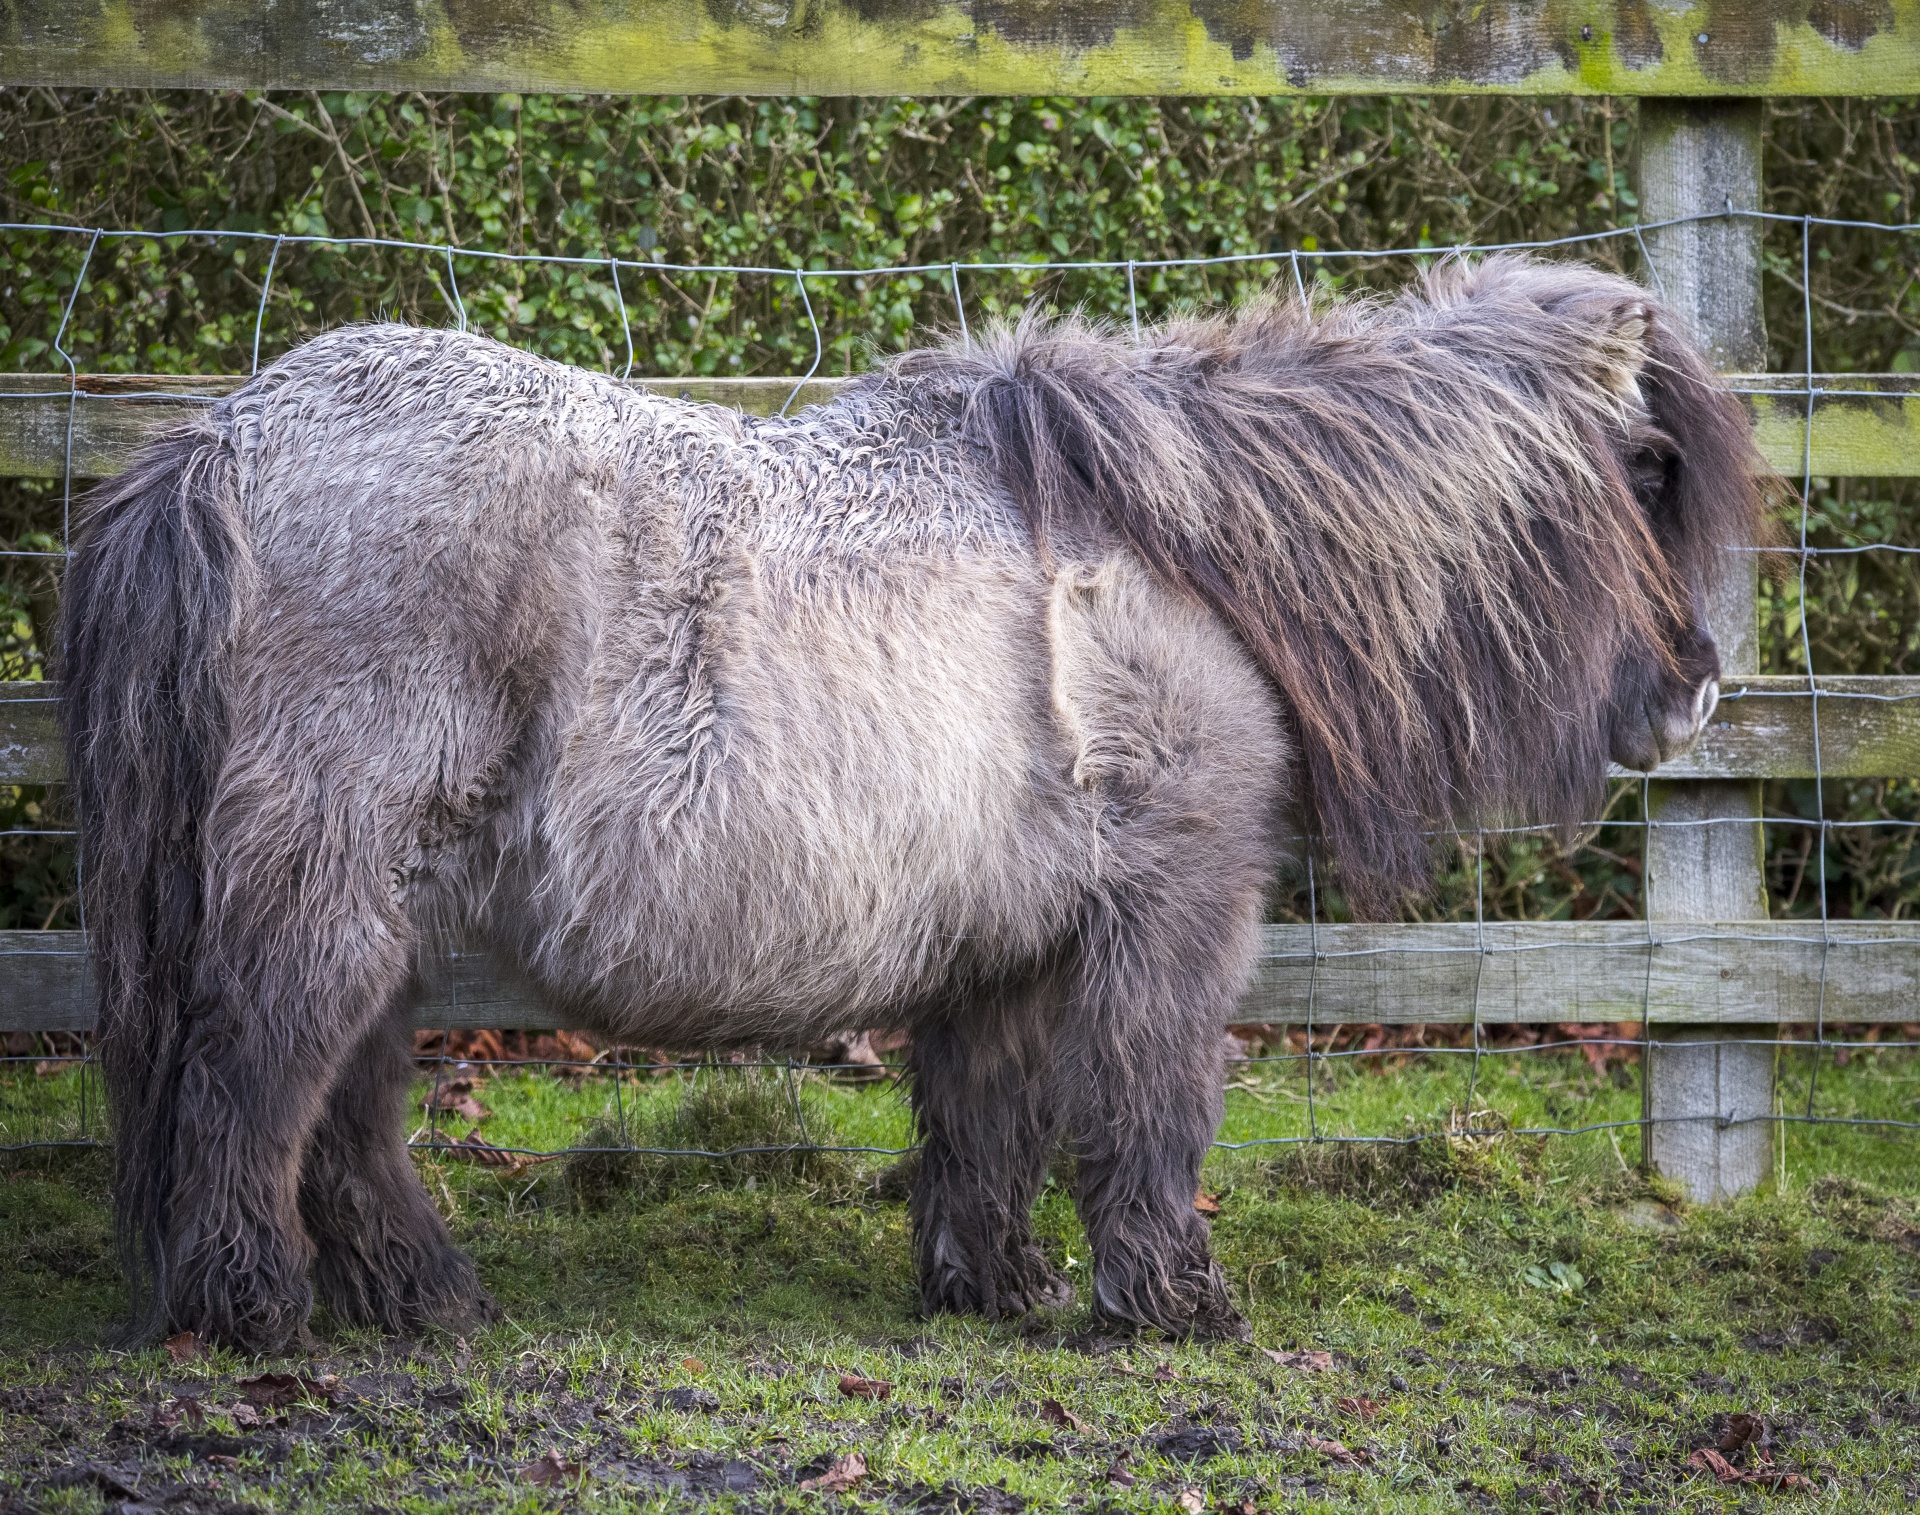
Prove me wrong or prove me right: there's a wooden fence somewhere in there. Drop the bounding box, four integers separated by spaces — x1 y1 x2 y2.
4 1 1920 1201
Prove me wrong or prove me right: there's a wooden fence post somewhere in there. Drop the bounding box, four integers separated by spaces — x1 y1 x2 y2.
1636 99 1775 1201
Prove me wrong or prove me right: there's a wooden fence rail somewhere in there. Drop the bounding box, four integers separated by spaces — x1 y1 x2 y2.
5 11 1919 1196
7 0 1920 99
8 919 1920 1036
1 372 1918 480
4 676 1918 786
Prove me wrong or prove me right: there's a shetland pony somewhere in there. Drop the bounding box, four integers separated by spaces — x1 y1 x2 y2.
62 257 1762 1349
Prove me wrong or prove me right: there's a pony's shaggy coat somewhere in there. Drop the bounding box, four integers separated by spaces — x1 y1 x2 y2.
62 257 1764 1350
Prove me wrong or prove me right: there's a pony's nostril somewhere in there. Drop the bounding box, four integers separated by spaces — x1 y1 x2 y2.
1693 676 1719 727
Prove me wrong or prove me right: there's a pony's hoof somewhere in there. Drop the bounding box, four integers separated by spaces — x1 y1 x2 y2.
1091 1249 1246 1341
920 1240 1076 1322
993 1245 1076 1318
1190 1299 1254 1343
414 1288 498 1338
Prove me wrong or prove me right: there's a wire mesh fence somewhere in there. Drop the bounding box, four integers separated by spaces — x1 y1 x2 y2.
2 207 1919 1169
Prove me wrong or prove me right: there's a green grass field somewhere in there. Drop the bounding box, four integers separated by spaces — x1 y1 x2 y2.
3 1045 1917 1513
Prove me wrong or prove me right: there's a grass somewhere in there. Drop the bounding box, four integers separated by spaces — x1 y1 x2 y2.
1 1047 1917 1513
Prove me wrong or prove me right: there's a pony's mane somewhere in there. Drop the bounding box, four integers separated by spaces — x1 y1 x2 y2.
883 255 1766 912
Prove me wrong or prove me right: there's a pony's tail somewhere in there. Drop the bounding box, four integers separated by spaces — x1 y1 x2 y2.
59 415 250 1338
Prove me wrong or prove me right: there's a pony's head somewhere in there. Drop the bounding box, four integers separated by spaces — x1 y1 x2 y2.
1525 260 1771 778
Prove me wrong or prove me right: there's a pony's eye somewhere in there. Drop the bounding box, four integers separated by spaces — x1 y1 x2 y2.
1631 446 1677 514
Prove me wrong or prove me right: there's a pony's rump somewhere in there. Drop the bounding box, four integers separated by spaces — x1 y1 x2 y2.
891 255 1766 908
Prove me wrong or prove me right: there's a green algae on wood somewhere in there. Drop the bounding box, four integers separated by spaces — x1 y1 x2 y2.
4 0 1919 96
1745 374 1920 478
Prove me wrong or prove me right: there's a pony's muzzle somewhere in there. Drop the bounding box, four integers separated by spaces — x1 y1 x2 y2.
1614 674 1720 773
1652 675 1720 760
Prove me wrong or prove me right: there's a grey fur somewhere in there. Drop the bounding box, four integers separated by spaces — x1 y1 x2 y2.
61 256 1763 1351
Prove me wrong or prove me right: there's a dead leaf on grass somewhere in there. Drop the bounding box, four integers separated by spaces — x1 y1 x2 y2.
800 1451 868 1491
228 1402 262 1429
1037 1398 1084 1433
1689 1447 1741 1482
681 1356 708 1375
235 1373 303 1408
151 1397 205 1431
1177 1488 1206 1513
1719 1412 1767 1456
162 1331 200 1363
838 1373 892 1401
456 1127 520 1166
433 1127 551 1171
1302 1433 1367 1466
1151 1363 1181 1383
522 1449 581 1486
1261 1348 1334 1372
1688 1446 1814 1490
1336 1395 1382 1420
423 1088 491 1122
1193 1190 1221 1215
1105 1453 1135 1488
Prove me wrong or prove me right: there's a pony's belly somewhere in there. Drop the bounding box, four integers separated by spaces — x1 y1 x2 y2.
519 542 1091 1044
572 972 911 1051
517 887 1032 1050
506 746 1087 1048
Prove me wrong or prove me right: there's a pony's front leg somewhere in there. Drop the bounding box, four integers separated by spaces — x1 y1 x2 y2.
1058 888 1259 1341
300 994 496 1335
909 977 1075 1322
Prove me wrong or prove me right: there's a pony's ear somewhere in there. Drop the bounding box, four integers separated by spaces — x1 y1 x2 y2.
1582 296 1654 408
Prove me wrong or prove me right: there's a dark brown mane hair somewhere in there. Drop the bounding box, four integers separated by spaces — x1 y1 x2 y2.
891 256 1767 911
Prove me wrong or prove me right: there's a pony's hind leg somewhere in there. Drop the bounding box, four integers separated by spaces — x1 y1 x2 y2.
155 913 415 1351
909 975 1074 1322
300 990 496 1335
1057 884 1264 1342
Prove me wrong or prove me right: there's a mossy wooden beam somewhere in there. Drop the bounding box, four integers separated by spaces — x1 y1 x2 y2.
1243 918 1920 1027
1742 374 1920 478
0 684 59 786
3 0 1918 97
0 373 853 480
7 918 1919 1033
2 371 1917 481
1637 675 1920 781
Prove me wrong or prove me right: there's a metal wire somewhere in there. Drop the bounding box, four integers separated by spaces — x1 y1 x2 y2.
251 236 283 375
3 207 1918 1165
